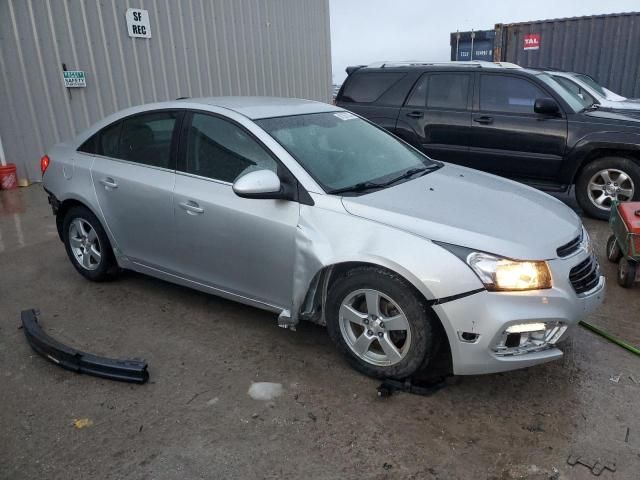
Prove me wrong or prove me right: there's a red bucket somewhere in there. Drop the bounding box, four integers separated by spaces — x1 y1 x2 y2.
0 163 18 190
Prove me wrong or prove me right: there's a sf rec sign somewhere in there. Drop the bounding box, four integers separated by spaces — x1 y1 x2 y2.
126 8 151 38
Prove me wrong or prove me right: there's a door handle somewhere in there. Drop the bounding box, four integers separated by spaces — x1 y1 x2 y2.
473 116 494 125
179 200 204 215
406 111 424 118
99 177 118 189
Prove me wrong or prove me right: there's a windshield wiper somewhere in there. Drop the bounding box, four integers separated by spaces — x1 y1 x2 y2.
330 165 440 195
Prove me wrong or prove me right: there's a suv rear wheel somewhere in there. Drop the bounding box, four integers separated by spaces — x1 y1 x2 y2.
576 156 640 220
62 206 119 282
326 266 439 379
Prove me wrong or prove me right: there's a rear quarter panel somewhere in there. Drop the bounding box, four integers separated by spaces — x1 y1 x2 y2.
43 143 117 249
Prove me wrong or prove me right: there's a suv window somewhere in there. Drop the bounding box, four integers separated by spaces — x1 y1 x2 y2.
480 75 546 114
118 112 178 168
183 113 278 183
341 73 405 103
406 73 470 109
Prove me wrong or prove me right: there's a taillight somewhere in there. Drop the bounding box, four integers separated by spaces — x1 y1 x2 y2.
40 155 50 175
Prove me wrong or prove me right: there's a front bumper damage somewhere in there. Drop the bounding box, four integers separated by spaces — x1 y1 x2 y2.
21 309 149 383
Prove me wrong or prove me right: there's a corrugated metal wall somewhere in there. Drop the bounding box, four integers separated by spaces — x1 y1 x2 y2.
496 12 640 99
0 0 332 182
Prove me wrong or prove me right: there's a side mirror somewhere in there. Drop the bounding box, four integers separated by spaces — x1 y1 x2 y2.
534 98 560 115
232 169 283 199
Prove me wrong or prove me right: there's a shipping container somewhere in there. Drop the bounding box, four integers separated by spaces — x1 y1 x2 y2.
494 12 640 98
450 30 495 62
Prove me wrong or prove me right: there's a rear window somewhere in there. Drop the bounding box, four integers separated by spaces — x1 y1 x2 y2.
340 72 405 103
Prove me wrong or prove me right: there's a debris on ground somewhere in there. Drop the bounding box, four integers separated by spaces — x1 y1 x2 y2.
73 418 93 429
609 374 621 383
247 382 283 401
21 309 149 383
377 376 448 397
567 454 616 476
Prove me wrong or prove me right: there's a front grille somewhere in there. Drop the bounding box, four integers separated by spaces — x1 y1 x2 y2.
557 234 582 257
569 255 600 294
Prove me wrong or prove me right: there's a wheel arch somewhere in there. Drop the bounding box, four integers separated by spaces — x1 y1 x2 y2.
55 198 93 241
571 147 640 185
298 260 453 371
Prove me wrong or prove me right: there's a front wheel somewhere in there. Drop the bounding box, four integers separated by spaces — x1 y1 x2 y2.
326 266 439 379
575 156 640 220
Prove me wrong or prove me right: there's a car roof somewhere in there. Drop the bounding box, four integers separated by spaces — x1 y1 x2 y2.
179 96 340 119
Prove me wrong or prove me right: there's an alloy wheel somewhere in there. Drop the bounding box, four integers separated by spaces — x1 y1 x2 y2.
338 289 412 366
587 168 635 211
68 218 102 271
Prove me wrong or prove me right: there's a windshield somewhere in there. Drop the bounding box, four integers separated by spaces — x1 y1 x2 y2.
574 74 606 96
536 73 589 111
257 112 437 194
574 74 627 101
552 76 594 108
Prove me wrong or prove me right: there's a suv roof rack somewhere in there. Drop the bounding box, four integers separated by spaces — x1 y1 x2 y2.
364 60 522 69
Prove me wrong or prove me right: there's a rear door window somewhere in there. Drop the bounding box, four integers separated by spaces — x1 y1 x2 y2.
406 73 470 110
427 74 470 109
78 121 121 156
480 75 546 114
118 112 179 168
406 75 427 107
341 73 405 103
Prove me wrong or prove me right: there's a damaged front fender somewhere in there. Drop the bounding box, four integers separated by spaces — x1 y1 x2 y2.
289 194 484 326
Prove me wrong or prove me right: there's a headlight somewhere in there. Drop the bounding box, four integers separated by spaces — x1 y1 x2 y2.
434 242 552 292
466 252 552 291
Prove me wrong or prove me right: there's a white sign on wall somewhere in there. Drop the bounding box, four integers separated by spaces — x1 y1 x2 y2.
63 70 86 88
126 8 151 38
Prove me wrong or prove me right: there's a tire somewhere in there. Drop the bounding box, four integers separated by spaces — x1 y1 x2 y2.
325 266 438 379
575 156 640 220
62 206 119 282
606 235 623 263
617 259 637 288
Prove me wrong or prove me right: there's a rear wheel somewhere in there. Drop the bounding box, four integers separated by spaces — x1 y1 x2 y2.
576 156 640 220
62 206 119 282
606 235 623 263
617 259 637 288
326 266 439 379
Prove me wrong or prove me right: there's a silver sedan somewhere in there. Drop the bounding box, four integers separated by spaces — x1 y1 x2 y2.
42 97 605 379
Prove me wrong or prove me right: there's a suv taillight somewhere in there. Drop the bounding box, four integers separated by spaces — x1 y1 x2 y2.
40 155 50 175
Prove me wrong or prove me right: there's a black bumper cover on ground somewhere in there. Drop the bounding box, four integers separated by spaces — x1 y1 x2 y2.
21 309 149 384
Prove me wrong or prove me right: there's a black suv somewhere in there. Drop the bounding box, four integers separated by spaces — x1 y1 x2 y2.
336 62 640 219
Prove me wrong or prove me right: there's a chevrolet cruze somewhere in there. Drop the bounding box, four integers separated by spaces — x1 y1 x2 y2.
42 97 605 379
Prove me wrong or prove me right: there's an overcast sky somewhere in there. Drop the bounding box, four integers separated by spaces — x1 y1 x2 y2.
329 0 640 84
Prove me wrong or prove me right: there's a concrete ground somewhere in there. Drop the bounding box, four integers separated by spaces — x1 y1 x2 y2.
1 185 639 480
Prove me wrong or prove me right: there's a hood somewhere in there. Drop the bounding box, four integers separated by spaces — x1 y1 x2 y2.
581 109 640 123
599 101 640 111
341 164 581 260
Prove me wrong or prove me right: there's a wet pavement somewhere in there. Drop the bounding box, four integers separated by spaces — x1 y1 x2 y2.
1 185 639 479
